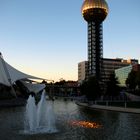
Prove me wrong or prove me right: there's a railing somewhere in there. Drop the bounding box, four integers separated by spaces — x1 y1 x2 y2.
79 99 140 109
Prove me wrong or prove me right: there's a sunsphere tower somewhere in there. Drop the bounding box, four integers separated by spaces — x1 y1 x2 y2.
81 0 109 81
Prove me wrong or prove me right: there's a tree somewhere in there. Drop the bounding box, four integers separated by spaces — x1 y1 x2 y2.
80 76 101 101
126 71 137 90
106 73 120 97
126 70 140 95
136 71 140 89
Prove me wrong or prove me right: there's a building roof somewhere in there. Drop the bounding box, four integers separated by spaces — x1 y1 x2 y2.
0 54 45 86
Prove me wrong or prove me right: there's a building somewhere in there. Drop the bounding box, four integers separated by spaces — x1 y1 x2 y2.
78 61 88 83
115 64 140 87
81 0 109 80
102 58 138 83
78 58 138 84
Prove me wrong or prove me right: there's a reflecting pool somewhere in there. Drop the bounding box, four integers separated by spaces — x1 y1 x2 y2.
0 99 140 140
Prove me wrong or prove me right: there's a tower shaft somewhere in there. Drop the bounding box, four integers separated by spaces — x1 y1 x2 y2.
87 21 103 80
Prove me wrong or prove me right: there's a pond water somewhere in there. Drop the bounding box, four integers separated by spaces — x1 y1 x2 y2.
0 99 140 140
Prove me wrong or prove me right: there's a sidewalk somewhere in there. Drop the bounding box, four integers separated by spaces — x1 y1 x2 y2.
76 102 140 114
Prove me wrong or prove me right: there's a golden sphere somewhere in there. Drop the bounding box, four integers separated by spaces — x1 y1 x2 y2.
81 0 109 22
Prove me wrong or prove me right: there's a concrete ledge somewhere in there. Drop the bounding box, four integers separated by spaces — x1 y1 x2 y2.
76 102 140 114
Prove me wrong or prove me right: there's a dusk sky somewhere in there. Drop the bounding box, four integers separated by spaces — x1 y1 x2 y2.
0 0 140 82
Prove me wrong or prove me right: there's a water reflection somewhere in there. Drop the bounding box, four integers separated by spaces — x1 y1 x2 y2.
0 100 140 140
70 120 102 128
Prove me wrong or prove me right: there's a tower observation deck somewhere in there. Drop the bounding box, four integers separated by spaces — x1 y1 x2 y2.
81 0 108 80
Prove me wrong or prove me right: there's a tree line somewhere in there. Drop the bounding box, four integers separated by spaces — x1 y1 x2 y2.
126 70 140 95
80 69 140 101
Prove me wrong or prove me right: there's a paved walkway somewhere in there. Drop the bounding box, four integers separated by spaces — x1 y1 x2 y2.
76 102 140 114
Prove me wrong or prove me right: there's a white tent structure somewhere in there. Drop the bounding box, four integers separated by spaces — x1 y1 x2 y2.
0 53 46 95
20 81 46 94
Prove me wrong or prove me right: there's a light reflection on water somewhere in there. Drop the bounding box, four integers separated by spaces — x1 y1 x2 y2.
69 120 102 128
0 99 140 140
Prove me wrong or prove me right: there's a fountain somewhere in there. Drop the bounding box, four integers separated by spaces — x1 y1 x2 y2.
25 95 37 131
24 90 57 134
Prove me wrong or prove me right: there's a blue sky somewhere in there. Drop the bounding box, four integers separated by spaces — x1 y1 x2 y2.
0 0 140 81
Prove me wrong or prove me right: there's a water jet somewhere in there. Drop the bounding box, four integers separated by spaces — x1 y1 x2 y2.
24 90 57 134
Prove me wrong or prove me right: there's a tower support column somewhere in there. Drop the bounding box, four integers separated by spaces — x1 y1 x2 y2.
87 21 103 80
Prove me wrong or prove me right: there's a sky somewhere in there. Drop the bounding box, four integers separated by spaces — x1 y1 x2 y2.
0 0 140 82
